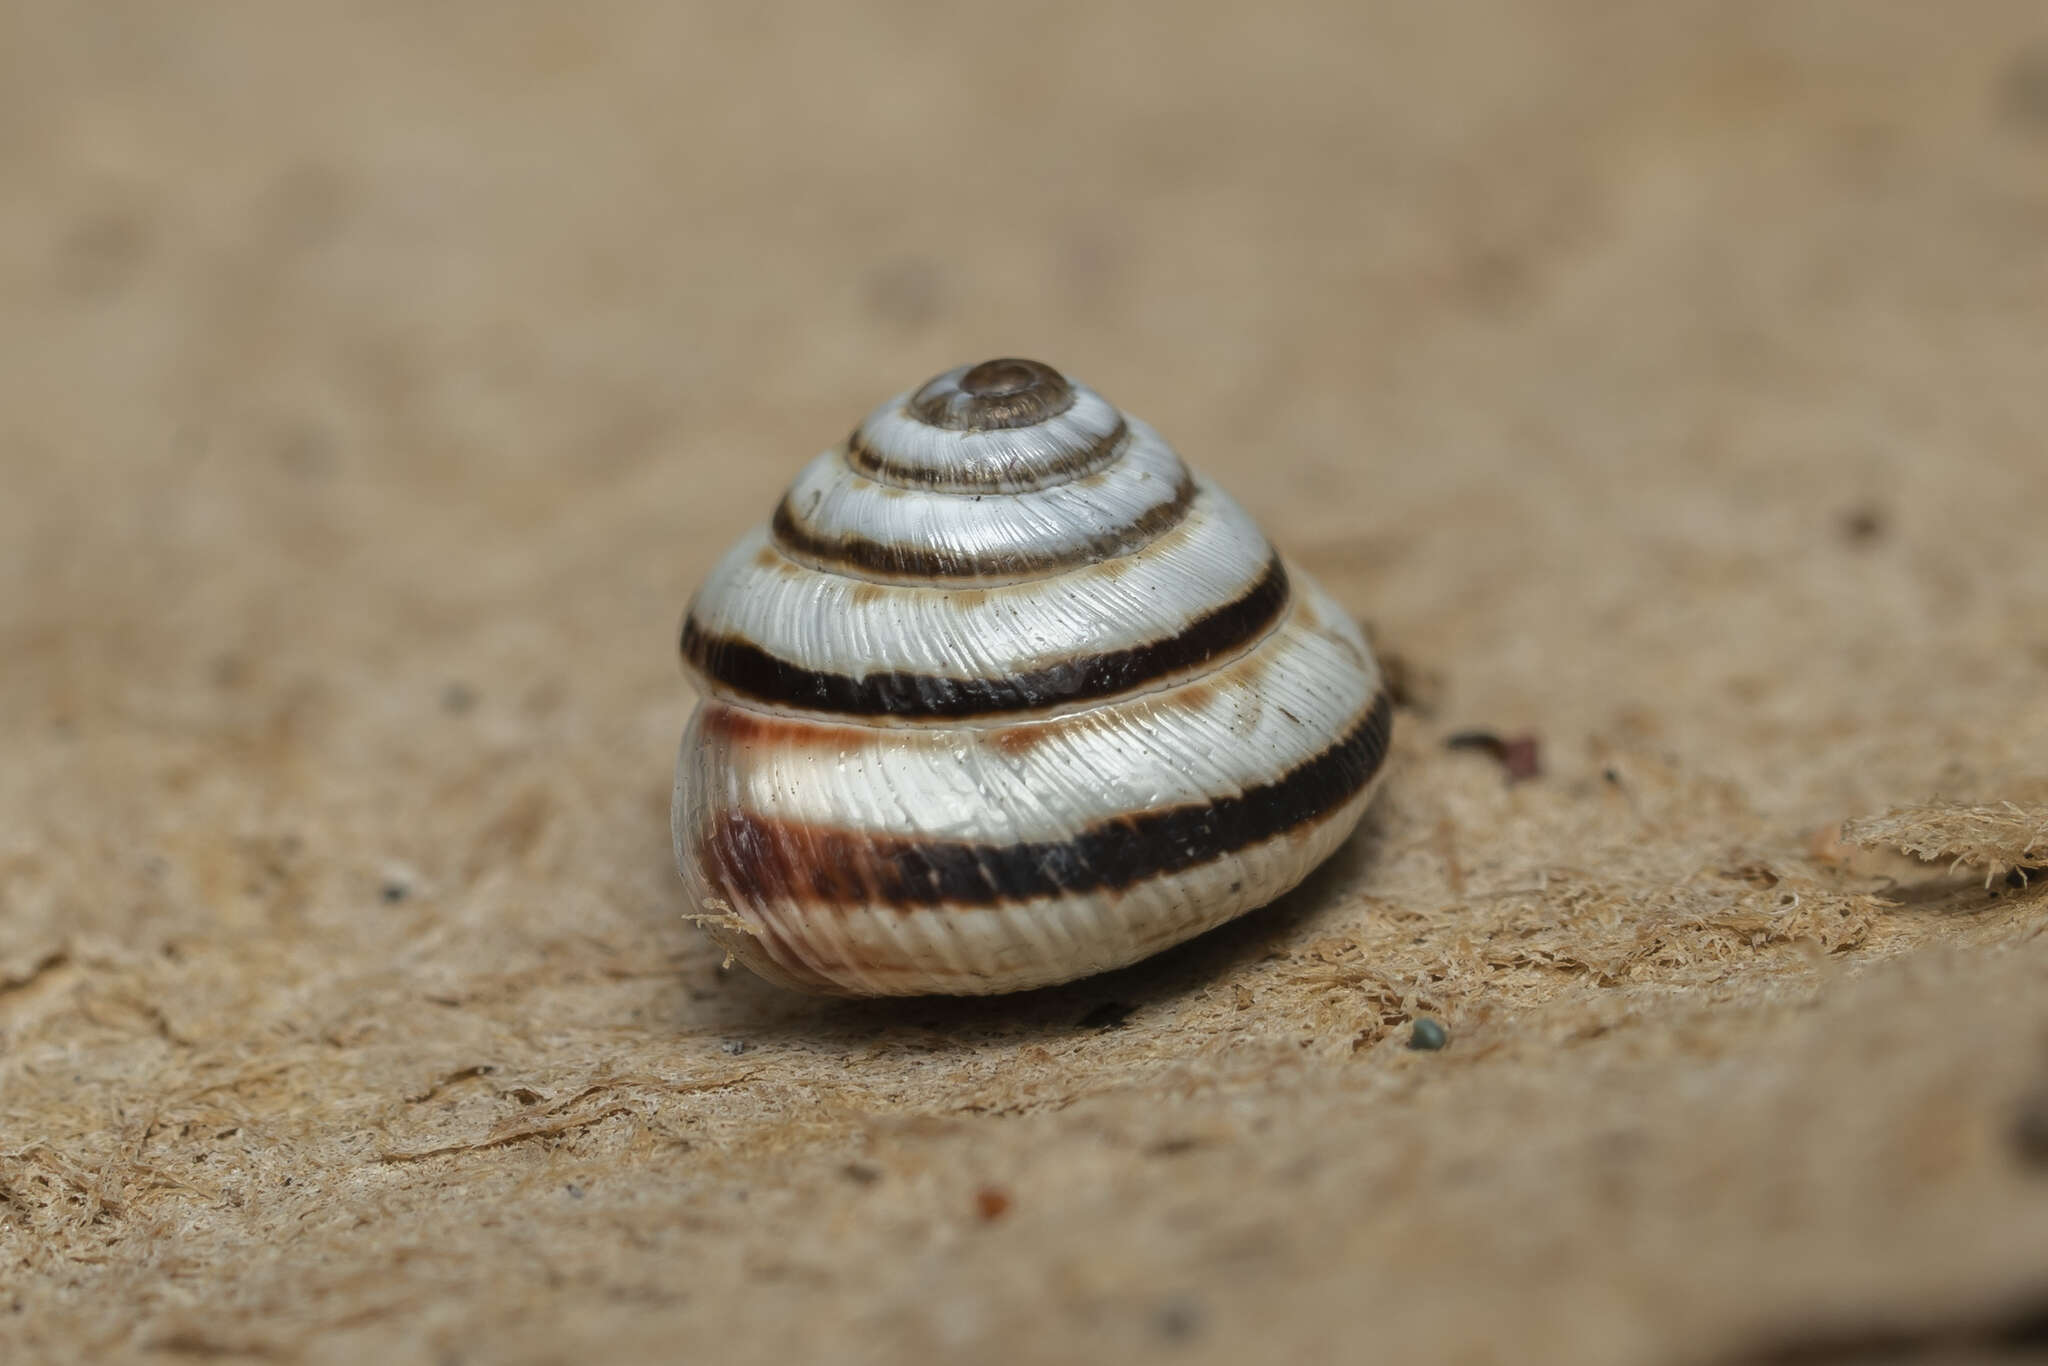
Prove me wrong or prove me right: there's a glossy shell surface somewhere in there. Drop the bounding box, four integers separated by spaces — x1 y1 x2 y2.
674 359 1391 996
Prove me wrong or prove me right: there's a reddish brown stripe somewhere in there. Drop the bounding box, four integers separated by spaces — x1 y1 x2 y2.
771 463 1194 581
698 689 1393 911
683 555 1289 719
696 704 878 751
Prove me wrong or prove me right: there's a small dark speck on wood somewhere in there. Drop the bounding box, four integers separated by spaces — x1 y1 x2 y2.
1157 1295 1204 1342
1840 504 1887 545
2013 1085 2048 1169
1377 648 1445 717
1146 1136 1202 1157
1408 1018 1450 1051
974 1185 1012 1221
1999 44 2048 133
1078 1000 1133 1030
864 258 945 329
1446 730 1542 783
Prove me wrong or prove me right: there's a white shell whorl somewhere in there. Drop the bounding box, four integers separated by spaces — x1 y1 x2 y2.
673 358 1392 996
771 414 1188 586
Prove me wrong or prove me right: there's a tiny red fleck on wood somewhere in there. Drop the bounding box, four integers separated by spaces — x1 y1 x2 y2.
975 1185 1012 1221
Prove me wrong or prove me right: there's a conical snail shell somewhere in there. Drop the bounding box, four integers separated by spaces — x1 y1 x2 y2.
674 358 1392 997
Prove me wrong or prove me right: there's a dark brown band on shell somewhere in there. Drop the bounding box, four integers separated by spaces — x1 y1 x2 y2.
684 555 1290 719
844 415 1128 491
698 688 1393 910
772 464 1196 582
910 358 1075 431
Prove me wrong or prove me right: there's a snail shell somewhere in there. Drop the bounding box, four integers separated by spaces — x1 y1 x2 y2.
674 358 1392 996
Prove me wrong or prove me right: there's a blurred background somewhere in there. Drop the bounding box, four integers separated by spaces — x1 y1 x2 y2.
4 4 2048 1363
6 3 2045 750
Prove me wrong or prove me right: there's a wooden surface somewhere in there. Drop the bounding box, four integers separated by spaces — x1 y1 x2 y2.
5 4 2048 1363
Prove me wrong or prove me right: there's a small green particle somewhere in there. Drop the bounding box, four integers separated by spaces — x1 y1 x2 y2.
1408 1018 1449 1051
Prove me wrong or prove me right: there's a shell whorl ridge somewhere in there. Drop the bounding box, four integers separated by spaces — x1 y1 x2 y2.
674 359 1392 996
